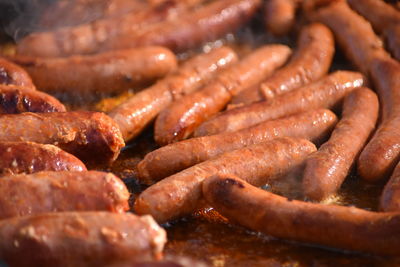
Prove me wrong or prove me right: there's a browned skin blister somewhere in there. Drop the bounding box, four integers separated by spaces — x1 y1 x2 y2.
0 111 125 165
302 88 379 201
0 142 86 175
138 109 337 184
134 137 316 223
264 0 301 36
10 47 177 96
0 58 35 90
0 212 167 266
0 171 130 219
195 71 364 137
109 47 238 141
154 45 292 145
0 84 66 114
381 162 400 212
202 174 400 256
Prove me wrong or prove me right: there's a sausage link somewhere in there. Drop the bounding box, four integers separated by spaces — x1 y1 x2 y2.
264 0 300 36
0 212 166 266
109 47 238 141
0 58 35 90
154 45 292 145
138 109 337 184
135 137 316 223
195 71 364 137
381 162 400 212
203 174 400 256
302 88 379 201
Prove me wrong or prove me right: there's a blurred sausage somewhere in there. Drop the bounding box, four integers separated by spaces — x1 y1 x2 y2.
0 212 166 266
138 109 337 184
154 45 292 145
135 137 316 223
195 71 364 137
0 111 125 165
109 47 238 141
302 88 379 201
264 0 301 36
0 58 35 89
203 174 400 256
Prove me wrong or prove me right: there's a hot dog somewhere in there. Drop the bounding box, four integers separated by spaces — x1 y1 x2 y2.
302 88 379 201
264 0 301 36
0 58 35 90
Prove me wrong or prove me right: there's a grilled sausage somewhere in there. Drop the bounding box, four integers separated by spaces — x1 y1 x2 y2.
0 111 125 165
195 71 364 137
109 47 238 141
0 84 66 113
302 88 379 201
0 212 167 266
203 174 400 256
0 58 35 90
135 137 316 223
381 162 400 212
264 0 301 36
154 45 292 145
138 109 337 184
0 142 86 175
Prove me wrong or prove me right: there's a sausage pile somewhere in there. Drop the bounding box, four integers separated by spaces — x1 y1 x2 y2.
0 0 400 264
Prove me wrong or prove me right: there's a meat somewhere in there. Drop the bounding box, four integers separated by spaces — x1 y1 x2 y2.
195 71 364 137
264 0 301 36
134 137 316 223
0 111 125 165
0 212 166 266
203 174 400 256
109 47 238 141
154 45 292 145
138 109 337 184
381 161 400 212
0 58 35 90
302 88 379 201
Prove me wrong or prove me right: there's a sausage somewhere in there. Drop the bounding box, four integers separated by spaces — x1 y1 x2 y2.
0 84 66 113
154 45 292 145
134 137 316 223
302 88 379 201
195 71 364 137
0 111 125 165
202 174 400 256
0 141 86 175
109 47 238 141
0 212 167 266
231 23 334 105
138 109 337 184
264 0 301 36
10 47 177 96
0 58 35 90
381 162 400 212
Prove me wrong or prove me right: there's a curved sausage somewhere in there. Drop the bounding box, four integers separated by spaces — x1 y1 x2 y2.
264 0 300 36
0 212 166 266
0 111 125 165
0 58 35 90
302 88 379 201
0 141 86 175
0 84 66 113
109 47 238 141
154 45 292 145
203 174 400 256
195 71 364 137
138 109 337 184
381 162 400 212
135 137 316 223
10 47 177 96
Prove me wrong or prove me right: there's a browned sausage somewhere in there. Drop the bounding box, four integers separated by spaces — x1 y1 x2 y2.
0 212 167 266
154 45 292 145
0 141 86 175
138 109 337 184
0 84 66 113
231 23 334 105
264 0 301 36
203 174 400 256
381 162 400 212
109 47 238 141
0 111 125 165
10 47 177 96
0 58 35 90
135 137 316 223
195 71 364 137
302 88 379 201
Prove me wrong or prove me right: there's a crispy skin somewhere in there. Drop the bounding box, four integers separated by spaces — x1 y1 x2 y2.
303 88 379 201
195 71 364 136
154 45 292 145
135 137 316 223
264 0 300 36
138 109 337 184
0 58 35 90
0 111 125 165
0 212 166 266
203 174 400 256
109 47 238 141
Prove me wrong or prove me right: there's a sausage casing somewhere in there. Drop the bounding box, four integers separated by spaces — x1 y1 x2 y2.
0 58 35 90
